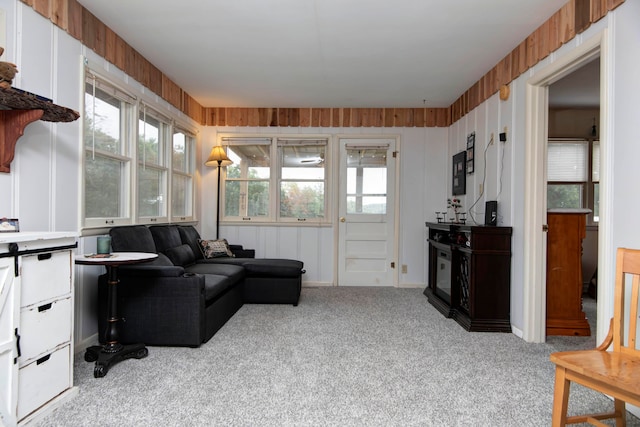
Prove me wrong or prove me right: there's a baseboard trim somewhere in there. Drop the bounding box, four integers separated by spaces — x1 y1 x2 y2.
398 283 426 289
302 281 334 287
75 333 99 356
511 325 524 338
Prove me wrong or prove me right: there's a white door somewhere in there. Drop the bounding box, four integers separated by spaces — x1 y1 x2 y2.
338 138 396 286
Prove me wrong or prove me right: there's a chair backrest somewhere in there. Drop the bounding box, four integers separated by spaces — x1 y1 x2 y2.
613 247 640 355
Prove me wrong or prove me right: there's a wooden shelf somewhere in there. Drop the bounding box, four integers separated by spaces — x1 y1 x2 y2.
0 87 80 173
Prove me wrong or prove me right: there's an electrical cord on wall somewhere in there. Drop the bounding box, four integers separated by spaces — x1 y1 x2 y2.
496 134 506 200
466 134 493 225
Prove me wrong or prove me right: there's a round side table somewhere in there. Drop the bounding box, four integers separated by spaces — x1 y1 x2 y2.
75 252 158 377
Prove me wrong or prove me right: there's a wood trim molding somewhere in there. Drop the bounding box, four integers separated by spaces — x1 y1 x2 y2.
19 0 625 127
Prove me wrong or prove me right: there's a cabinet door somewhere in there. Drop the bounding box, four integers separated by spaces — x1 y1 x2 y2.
0 257 19 426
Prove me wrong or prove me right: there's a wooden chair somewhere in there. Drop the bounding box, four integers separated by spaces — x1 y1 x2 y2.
550 247 640 426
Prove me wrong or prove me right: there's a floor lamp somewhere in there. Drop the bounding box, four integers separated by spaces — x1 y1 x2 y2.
205 146 232 239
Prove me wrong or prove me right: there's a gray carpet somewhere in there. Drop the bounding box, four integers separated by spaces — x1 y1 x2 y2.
38 287 639 426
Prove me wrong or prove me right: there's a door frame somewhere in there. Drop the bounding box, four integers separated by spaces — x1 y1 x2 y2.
333 135 401 287
523 31 612 343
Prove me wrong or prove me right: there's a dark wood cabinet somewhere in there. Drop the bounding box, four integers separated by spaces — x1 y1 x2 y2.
424 222 512 332
546 209 591 336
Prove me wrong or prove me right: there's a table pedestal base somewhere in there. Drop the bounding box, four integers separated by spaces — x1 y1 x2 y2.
84 343 148 378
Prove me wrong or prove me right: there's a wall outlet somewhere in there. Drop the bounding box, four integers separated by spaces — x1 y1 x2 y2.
479 183 484 194
401 264 407 274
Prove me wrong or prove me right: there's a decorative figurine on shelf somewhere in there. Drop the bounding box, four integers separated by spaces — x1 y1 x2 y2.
0 47 18 89
447 197 463 223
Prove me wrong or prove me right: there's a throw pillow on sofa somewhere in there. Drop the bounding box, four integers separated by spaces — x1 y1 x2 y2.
198 238 235 258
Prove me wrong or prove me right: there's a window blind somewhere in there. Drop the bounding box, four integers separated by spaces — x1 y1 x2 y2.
547 140 587 182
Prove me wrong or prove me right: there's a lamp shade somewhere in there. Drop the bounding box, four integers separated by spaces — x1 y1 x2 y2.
205 146 232 167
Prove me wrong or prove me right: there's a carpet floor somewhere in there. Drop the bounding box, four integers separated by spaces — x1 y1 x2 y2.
38 287 639 426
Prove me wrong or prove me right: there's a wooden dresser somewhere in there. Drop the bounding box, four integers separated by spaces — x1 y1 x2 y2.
546 209 591 336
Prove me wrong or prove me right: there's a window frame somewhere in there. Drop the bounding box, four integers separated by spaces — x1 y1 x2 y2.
219 134 331 225
547 137 599 224
171 126 196 222
82 70 136 229
221 137 274 222
137 104 171 224
277 138 328 223
82 63 199 231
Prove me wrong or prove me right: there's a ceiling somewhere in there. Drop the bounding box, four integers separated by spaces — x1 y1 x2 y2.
77 0 573 108
548 57 600 108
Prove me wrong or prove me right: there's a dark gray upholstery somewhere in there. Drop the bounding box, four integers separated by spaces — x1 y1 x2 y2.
178 225 204 260
165 244 197 267
99 224 304 347
149 225 183 253
110 225 155 252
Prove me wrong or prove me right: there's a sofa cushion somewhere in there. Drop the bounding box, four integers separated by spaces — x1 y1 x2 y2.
110 225 156 252
185 263 245 283
202 274 237 301
243 259 304 277
178 226 204 260
109 226 173 266
198 238 234 258
165 244 196 267
149 225 182 253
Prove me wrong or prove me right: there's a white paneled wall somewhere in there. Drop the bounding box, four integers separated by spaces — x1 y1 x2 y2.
1 0 639 350
202 126 449 288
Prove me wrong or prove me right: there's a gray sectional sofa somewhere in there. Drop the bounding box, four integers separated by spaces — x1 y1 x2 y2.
97 225 304 347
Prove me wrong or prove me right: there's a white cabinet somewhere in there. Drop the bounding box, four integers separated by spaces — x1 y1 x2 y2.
0 233 77 426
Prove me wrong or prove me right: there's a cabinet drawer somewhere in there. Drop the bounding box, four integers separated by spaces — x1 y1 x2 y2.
17 344 71 420
20 298 71 363
21 250 72 307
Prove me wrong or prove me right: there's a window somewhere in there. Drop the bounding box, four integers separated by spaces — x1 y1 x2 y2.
223 138 272 220
547 138 599 223
220 136 329 223
592 141 600 222
83 74 135 227
279 139 326 221
171 129 195 220
138 106 170 221
83 66 198 229
346 147 387 214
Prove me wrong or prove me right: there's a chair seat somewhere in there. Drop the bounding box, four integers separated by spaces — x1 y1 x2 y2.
551 350 640 406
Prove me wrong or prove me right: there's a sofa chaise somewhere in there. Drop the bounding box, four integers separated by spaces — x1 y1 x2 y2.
97 225 304 347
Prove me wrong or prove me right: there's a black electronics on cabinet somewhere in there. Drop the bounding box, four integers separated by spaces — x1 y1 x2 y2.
485 201 497 226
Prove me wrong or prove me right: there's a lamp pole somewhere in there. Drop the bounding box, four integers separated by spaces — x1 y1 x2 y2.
205 145 232 240
216 159 222 239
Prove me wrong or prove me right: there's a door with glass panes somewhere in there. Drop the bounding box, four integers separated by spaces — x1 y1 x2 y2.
338 138 396 286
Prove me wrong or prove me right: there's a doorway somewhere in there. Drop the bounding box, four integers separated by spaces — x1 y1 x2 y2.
523 32 611 343
337 138 397 286
547 57 601 337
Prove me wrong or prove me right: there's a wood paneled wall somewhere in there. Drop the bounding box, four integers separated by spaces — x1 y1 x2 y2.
448 0 624 123
204 107 451 128
21 0 624 127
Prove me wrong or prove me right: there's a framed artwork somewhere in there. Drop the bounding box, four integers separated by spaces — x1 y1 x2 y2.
0 218 19 232
452 151 466 195
466 132 475 174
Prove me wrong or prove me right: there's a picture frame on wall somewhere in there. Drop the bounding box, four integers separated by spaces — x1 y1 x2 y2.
466 132 475 174
452 151 466 195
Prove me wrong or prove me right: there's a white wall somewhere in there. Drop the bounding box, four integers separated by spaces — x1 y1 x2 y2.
2 0 639 349
201 126 448 287
0 1 201 350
